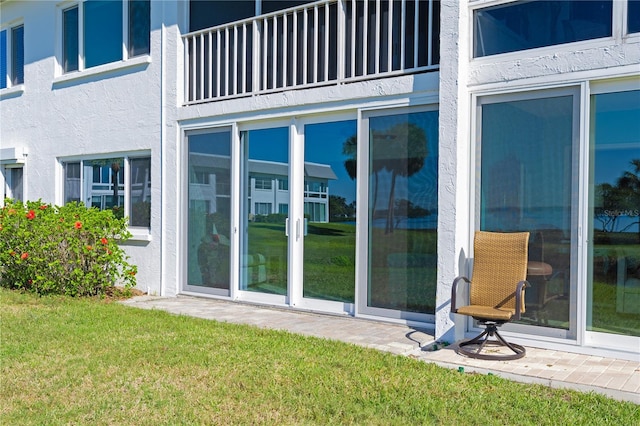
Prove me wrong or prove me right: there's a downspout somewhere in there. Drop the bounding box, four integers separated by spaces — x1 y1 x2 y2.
159 12 167 296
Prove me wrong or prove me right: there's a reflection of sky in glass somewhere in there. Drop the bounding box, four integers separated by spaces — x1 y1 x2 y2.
189 130 231 156
305 120 357 203
247 127 288 162
84 0 123 68
593 90 640 185
0 30 6 89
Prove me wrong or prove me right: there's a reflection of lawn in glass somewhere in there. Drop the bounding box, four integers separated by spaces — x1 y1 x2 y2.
590 242 640 337
590 280 639 336
303 223 356 303
246 222 442 313
246 222 287 295
369 228 438 314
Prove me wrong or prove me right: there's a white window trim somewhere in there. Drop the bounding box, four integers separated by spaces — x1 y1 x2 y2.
469 0 638 62
55 0 150 79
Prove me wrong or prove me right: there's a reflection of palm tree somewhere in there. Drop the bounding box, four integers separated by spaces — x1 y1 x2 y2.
616 159 640 236
373 123 427 234
111 162 121 206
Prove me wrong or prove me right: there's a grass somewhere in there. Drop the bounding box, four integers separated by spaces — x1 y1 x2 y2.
1 289 638 425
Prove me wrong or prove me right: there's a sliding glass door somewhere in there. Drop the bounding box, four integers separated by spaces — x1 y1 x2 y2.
240 127 290 298
186 128 232 294
477 89 578 337
361 107 439 320
302 120 357 305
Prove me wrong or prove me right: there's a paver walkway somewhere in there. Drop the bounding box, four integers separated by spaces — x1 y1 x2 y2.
121 295 640 404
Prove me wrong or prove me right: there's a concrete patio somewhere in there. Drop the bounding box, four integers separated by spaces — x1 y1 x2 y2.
121 295 639 404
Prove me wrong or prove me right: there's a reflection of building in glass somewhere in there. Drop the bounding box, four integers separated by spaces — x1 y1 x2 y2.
64 160 151 213
189 154 336 223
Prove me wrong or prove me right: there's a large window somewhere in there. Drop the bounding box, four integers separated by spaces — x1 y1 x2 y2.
0 24 24 89
62 0 150 73
63 155 151 228
474 1 612 57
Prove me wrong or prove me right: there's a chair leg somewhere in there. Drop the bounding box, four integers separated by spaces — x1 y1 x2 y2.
457 323 526 360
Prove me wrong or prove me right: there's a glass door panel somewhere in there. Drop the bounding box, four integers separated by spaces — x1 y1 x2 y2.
187 129 232 291
367 110 439 314
241 127 289 295
588 90 640 337
479 94 574 330
303 120 357 303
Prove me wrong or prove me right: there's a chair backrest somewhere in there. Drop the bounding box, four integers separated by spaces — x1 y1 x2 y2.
470 231 530 311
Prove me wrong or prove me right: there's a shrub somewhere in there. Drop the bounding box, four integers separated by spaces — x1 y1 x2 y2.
0 199 137 296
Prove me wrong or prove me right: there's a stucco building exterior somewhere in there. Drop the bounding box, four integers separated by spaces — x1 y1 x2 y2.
2 0 639 360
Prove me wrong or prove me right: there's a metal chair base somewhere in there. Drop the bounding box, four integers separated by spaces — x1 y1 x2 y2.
457 322 526 360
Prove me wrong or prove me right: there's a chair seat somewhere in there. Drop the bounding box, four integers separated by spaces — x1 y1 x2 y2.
456 305 514 321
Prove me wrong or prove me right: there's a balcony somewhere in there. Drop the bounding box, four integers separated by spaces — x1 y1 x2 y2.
184 0 440 104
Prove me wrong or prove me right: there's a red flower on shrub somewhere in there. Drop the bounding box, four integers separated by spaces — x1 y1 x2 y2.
9 250 16 256
26 210 36 220
74 221 82 229
20 252 28 260
39 205 48 210
86 245 93 251
101 238 108 245
8 208 16 215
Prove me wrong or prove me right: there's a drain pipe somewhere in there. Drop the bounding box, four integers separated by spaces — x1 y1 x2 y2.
159 12 167 297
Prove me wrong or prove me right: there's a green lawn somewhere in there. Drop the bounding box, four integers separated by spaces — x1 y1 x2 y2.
1 289 637 425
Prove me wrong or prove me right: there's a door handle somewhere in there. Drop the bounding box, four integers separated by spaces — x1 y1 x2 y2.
296 218 300 240
285 217 289 237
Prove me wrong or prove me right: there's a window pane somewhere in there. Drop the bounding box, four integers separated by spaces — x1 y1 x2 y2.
588 90 640 337
262 1 310 14
85 158 125 217
129 157 151 227
188 130 232 290
129 0 150 57
6 167 24 201
474 1 612 57
629 0 640 33
480 95 574 329
189 0 254 32
84 0 123 68
368 110 439 313
303 120 357 303
241 127 289 295
1 30 7 89
63 6 79 72
64 162 81 204
11 26 23 85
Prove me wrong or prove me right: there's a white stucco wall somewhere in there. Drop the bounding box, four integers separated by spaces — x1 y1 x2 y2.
0 0 186 296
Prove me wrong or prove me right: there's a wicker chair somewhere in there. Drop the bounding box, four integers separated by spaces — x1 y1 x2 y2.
451 231 530 360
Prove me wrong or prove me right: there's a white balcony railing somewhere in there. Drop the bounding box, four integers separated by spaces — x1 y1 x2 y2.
184 0 440 104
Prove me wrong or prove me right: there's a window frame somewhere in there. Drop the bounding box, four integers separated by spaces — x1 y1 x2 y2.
57 0 150 76
469 0 634 60
472 86 582 341
0 21 25 92
60 153 152 231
